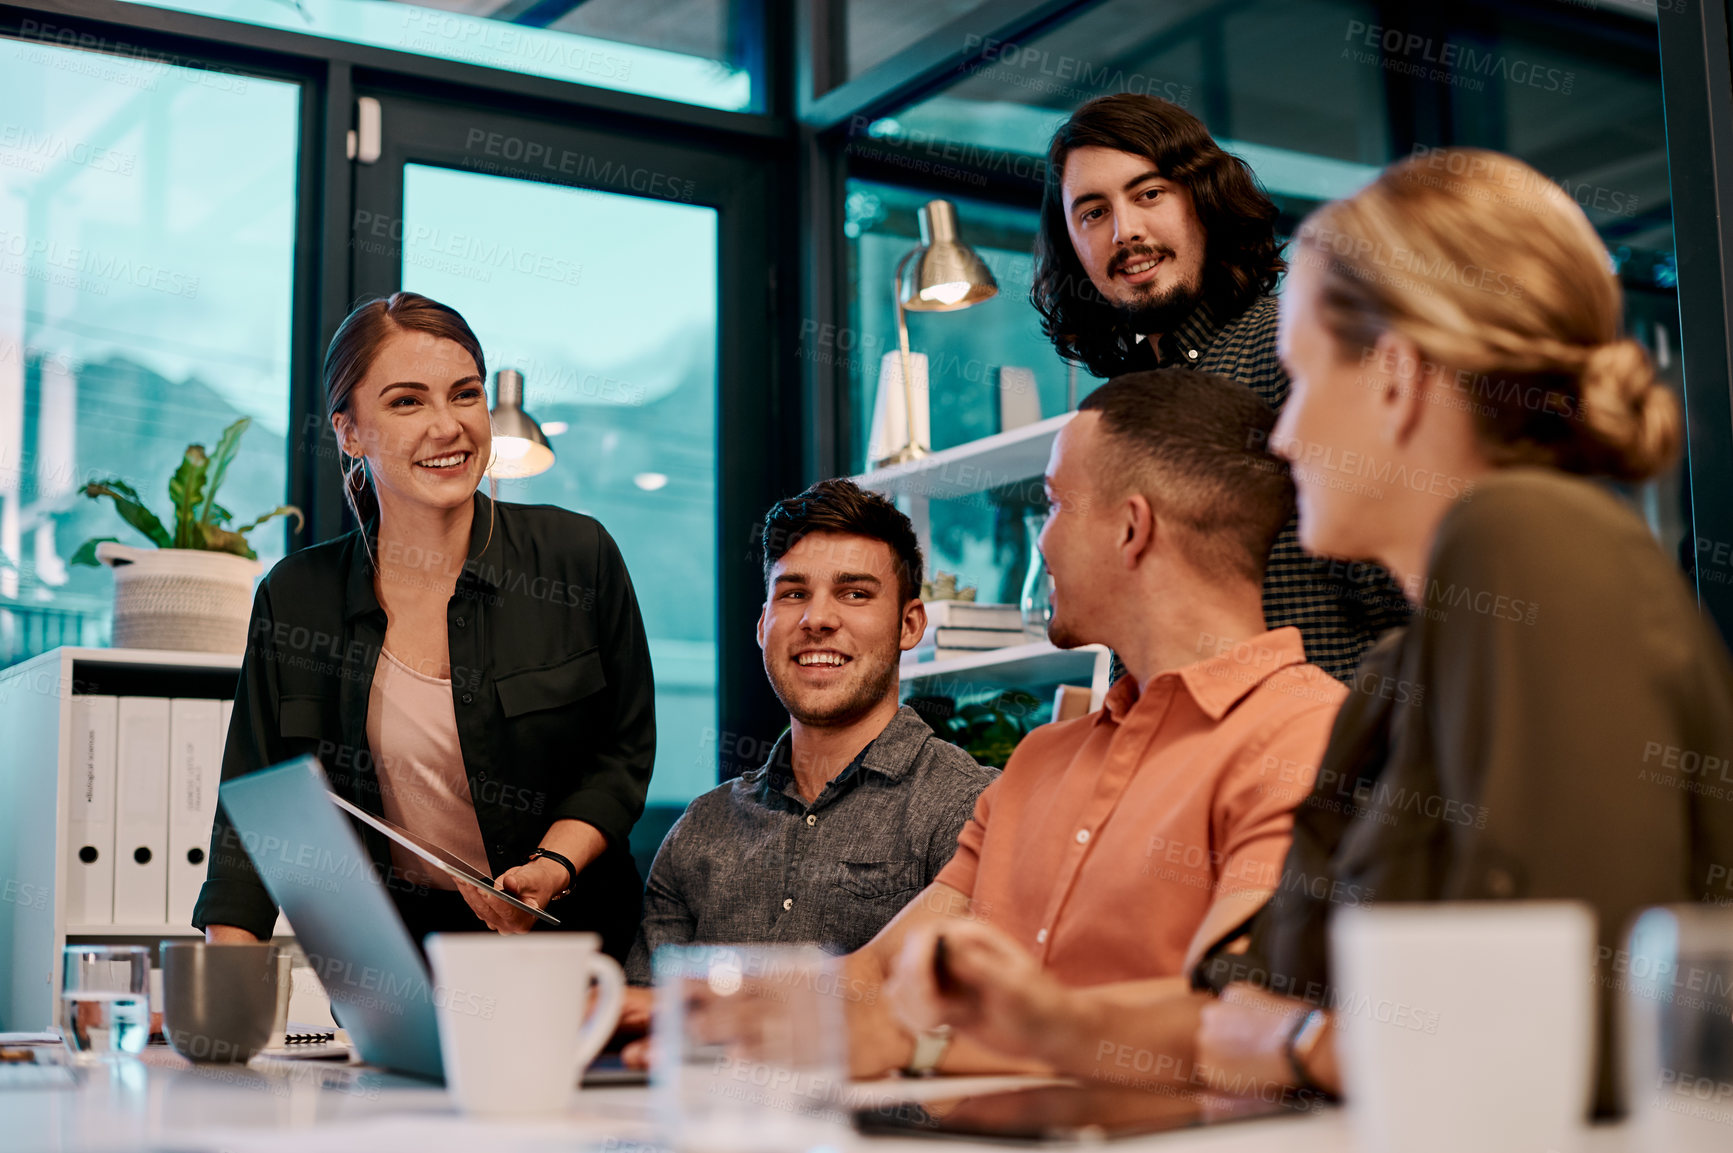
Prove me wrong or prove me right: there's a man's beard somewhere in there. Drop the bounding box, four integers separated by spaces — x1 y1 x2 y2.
765 649 900 728
1102 244 1205 336
1112 276 1204 337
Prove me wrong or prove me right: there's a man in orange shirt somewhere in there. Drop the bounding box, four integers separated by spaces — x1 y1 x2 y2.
847 368 1348 1077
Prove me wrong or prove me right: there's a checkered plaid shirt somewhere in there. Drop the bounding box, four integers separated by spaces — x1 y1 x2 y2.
1129 294 1412 682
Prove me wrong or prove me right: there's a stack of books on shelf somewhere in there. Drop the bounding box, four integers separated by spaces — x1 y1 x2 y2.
908 601 1029 664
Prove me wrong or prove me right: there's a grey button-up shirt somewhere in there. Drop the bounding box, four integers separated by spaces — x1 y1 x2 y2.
626 706 996 983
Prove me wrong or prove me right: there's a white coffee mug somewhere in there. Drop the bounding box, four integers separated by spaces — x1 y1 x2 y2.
425 932 625 1116
1331 902 1596 1153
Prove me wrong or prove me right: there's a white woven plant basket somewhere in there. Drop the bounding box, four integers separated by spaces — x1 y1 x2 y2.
96 542 262 654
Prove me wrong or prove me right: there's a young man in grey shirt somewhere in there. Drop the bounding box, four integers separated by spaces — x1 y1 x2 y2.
624 479 995 988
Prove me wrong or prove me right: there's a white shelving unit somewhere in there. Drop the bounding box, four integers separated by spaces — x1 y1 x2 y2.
0 646 245 1030
852 412 1073 505
901 640 1112 703
852 412 1113 711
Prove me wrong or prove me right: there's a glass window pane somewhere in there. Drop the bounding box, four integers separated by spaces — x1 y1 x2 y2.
876 0 1395 202
100 0 756 112
846 183 1071 470
834 0 996 85
0 37 299 669
846 182 1061 606
399 163 718 805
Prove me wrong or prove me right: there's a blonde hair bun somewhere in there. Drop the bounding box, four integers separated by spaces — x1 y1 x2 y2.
1578 338 1679 481
1298 149 1681 483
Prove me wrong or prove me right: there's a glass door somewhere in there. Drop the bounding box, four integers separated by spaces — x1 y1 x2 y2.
347 92 783 820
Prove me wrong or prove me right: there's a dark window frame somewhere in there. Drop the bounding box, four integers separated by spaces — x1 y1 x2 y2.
1657 0 1733 644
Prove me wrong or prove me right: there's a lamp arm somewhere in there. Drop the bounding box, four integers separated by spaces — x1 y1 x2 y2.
891 250 925 462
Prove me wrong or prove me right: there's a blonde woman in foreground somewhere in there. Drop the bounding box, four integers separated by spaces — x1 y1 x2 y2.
882 149 1733 1116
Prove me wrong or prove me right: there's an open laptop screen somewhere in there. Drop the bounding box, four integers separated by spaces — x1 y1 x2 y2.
219 755 445 1081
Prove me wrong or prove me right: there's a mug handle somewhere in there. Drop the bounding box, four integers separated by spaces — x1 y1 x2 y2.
572 952 626 1077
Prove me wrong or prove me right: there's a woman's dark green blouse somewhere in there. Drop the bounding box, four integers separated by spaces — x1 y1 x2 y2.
191 492 656 941
1196 468 1733 1115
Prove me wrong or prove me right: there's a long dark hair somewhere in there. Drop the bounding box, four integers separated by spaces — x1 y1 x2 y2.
323 292 487 542
1032 94 1286 379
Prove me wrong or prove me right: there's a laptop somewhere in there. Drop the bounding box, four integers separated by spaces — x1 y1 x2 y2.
219 755 449 1080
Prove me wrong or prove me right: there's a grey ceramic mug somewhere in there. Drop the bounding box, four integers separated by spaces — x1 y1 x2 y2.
160 941 280 1064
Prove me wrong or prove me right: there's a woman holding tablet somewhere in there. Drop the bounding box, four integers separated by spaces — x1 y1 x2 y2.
194 292 655 960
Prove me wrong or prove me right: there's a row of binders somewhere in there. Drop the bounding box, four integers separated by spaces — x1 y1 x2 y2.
67 695 231 927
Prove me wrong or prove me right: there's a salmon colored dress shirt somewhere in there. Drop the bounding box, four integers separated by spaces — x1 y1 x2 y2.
934 627 1347 985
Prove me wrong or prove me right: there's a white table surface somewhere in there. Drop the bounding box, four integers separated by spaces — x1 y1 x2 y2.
0 1048 1642 1153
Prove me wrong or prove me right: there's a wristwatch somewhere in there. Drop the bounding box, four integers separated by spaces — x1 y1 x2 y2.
525 847 577 903
905 1026 954 1077
1285 1008 1329 1092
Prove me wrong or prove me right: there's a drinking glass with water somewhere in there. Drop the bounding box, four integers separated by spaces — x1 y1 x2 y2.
651 945 849 1153
61 945 150 1062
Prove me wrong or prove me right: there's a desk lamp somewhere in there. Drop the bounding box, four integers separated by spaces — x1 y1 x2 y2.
876 199 1000 467
486 368 555 479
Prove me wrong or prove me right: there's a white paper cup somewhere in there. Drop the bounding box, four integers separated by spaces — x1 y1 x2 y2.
425 933 624 1116
1331 902 1596 1153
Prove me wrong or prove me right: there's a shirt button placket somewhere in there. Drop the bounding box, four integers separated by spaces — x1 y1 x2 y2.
780 822 802 931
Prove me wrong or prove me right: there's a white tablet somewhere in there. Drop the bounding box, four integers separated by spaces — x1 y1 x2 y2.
327 791 561 926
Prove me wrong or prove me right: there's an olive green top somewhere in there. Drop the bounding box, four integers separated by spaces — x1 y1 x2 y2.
1200 468 1733 1116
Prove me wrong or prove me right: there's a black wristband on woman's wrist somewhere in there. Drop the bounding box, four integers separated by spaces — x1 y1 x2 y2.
526 847 577 901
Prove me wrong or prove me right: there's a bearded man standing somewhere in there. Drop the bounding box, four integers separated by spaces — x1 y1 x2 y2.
1035 94 1407 679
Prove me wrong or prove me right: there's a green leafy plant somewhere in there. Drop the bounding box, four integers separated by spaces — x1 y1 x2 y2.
71 417 304 565
945 690 1048 768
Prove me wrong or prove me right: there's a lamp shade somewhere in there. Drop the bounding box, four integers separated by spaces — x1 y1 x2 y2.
897 199 999 312
486 368 555 479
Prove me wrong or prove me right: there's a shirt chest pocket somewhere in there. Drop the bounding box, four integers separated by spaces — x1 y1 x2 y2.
494 648 607 718
277 695 329 742
835 859 920 900
820 859 920 953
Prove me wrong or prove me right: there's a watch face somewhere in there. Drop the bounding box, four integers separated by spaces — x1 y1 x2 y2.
909 1028 954 1074
1292 1010 1327 1060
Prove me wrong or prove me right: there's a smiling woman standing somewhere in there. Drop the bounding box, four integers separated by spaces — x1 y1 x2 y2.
193 292 655 959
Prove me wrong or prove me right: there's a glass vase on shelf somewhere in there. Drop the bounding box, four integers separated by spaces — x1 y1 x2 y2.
1019 510 1051 640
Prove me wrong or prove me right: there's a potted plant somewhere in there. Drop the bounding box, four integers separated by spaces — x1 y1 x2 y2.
71 417 303 653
